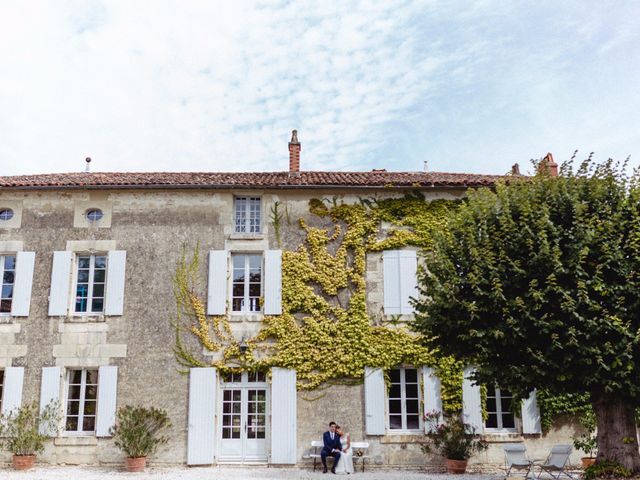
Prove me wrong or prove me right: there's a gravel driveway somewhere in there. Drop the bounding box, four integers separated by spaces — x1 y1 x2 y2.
2 466 501 480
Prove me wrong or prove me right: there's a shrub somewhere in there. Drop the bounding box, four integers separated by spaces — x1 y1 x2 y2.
421 412 488 461
583 460 632 480
111 406 171 459
0 401 61 455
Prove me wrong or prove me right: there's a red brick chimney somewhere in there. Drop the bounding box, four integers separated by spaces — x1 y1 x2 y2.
288 130 300 173
539 152 558 177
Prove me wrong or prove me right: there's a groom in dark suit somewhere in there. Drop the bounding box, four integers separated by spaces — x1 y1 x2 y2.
321 421 342 474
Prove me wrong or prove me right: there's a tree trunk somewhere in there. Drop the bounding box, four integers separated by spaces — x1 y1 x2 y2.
592 394 640 472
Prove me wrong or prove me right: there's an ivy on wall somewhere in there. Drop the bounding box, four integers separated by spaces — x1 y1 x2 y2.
172 193 465 408
171 191 594 427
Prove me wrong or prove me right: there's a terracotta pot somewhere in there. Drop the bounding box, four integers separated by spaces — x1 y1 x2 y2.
446 458 468 474
581 457 596 468
125 456 147 472
13 454 36 470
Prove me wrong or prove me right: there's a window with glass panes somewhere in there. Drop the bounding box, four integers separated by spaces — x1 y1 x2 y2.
388 368 421 431
232 254 262 312
74 254 107 313
234 197 261 233
0 369 4 412
0 255 16 314
65 369 98 433
485 385 515 430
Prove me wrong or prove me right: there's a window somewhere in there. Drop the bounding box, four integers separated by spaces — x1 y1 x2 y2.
74 254 107 313
388 367 421 431
65 369 98 434
0 255 16 314
85 208 104 222
485 385 515 430
232 254 262 313
0 369 4 412
0 209 14 221
234 197 261 233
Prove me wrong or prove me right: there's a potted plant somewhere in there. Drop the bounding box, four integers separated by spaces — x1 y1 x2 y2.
572 411 597 468
0 401 61 470
110 405 171 472
421 411 488 474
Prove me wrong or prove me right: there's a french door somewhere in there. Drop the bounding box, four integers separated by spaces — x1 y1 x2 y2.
218 371 269 463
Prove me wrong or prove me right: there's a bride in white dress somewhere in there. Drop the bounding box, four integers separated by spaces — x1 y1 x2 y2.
334 425 354 475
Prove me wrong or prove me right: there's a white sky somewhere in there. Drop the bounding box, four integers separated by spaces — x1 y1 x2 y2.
1 0 639 176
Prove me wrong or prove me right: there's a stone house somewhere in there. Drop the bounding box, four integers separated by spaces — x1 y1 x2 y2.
0 135 579 468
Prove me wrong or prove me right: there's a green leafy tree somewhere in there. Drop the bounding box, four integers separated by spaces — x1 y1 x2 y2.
413 158 640 470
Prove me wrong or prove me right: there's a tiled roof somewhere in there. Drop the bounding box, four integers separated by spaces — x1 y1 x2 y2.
0 171 504 190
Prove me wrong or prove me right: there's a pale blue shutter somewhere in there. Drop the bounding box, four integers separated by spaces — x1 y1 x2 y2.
39 367 61 435
105 251 126 316
422 367 442 432
264 250 282 315
188 368 217 465
49 251 72 316
11 251 35 316
207 251 227 315
96 366 118 437
364 367 386 435
521 390 542 434
383 251 401 315
462 367 483 433
271 368 297 464
399 250 417 314
1 367 24 414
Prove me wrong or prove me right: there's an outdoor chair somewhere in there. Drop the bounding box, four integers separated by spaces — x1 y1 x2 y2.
504 443 534 478
536 444 574 480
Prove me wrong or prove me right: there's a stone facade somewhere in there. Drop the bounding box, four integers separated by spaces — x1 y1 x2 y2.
0 184 583 469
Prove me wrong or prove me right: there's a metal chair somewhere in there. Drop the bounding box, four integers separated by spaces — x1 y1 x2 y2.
504 443 534 478
536 444 574 479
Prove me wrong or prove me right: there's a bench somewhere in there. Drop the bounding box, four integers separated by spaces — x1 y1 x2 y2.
307 440 370 472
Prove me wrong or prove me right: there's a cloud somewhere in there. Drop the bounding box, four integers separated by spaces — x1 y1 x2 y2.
0 0 639 176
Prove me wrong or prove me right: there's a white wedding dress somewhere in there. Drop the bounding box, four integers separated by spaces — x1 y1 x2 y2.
334 434 354 475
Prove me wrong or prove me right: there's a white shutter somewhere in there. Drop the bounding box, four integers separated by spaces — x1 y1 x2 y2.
96 366 118 437
207 251 227 315
105 251 126 316
264 250 282 315
399 250 418 314
49 251 72 316
271 368 297 464
383 251 401 315
521 389 542 434
364 367 386 435
39 367 61 435
188 368 217 465
462 367 483 433
11 251 36 316
1 367 24 415
422 367 442 432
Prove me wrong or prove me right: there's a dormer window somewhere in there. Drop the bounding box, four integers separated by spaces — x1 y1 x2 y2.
234 197 261 233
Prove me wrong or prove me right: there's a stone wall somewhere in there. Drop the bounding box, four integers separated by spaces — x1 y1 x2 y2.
0 186 584 468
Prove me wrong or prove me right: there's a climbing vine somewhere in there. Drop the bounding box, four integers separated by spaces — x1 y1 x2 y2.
172 192 467 402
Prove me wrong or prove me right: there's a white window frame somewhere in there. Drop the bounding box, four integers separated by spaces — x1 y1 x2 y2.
73 253 107 314
484 385 517 432
387 367 422 433
231 253 263 314
0 254 16 316
234 197 262 234
64 369 98 435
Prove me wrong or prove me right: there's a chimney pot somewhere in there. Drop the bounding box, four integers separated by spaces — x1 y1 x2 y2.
288 129 301 173
511 163 521 175
538 152 558 177
85 157 92 173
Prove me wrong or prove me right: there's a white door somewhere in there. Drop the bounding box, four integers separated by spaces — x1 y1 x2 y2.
218 371 269 463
